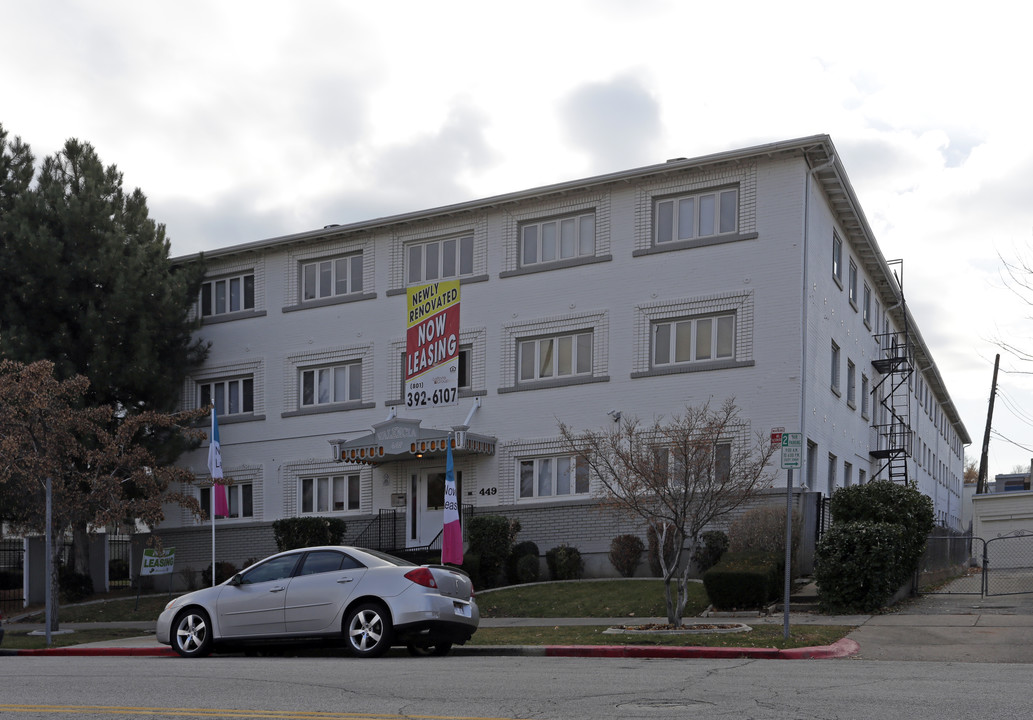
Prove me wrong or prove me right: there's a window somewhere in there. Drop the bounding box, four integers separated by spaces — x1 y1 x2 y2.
201 483 253 519
521 213 595 266
655 188 737 244
408 235 473 284
300 362 362 406
518 332 592 382
861 374 870 418
830 342 841 393
300 474 360 513
858 469 867 485
297 550 363 575
302 254 362 301
199 377 254 416
518 456 589 499
863 283 872 326
827 453 837 495
844 461 853 487
832 234 843 283
653 314 734 366
847 360 856 407
848 259 858 306
200 273 255 317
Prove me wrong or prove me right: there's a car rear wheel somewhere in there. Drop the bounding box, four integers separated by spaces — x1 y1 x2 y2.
407 641 453 657
172 608 213 658
344 603 393 658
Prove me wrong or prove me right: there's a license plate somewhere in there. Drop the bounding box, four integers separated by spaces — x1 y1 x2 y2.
453 602 471 618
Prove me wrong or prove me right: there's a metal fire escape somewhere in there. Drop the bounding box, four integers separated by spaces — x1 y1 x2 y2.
869 262 913 483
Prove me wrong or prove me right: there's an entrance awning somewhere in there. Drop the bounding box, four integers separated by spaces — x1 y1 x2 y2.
330 417 496 466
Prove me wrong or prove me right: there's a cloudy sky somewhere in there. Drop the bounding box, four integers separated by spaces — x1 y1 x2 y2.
4 0 1032 477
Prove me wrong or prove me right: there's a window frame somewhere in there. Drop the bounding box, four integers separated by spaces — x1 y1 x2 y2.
654 187 739 245
407 234 475 285
199 377 254 417
201 482 254 520
847 359 856 408
830 341 841 394
517 331 594 383
652 313 735 368
517 455 590 501
299 474 361 514
301 253 363 303
832 234 843 285
300 361 363 408
862 282 872 327
848 259 858 308
519 213 596 268
200 273 255 318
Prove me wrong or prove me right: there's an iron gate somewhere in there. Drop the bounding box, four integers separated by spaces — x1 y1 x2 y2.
1 538 25 616
920 532 1033 597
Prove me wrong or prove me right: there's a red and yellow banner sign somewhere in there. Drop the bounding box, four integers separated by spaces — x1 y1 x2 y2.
405 280 460 408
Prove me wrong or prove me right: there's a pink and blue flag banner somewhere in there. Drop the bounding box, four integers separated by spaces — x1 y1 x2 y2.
207 408 228 517
441 440 463 565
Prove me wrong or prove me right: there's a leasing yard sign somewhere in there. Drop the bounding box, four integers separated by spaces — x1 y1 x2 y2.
405 279 460 408
141 547 176 576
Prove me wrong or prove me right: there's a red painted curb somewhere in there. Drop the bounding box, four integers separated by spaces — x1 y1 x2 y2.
544 638 860 660
14 647 177 657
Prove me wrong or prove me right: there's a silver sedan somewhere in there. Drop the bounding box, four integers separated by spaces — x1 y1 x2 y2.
156 546 478 658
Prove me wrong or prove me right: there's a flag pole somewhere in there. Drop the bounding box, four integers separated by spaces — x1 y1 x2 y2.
207 407 226 587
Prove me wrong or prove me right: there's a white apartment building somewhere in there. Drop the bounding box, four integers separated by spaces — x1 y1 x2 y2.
156 135 970 577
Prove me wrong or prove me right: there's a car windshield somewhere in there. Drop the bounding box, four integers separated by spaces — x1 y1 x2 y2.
356 548 417 566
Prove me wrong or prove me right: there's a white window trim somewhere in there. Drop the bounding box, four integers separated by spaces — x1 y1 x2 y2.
283 344 374 416
300 361 363 408
517 331 594 383
652 313 735 368
301 253 363 302
406 234 476 285
633 291 753 377
653 187 739 246
516 455 590 501
500 311 608 393
519 213 597 268
299 473 362 514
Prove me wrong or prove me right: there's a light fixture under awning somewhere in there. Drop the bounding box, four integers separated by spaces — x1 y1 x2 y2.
329 416 496 466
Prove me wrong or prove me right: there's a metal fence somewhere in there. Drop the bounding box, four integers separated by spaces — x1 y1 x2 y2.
919 531 1033 597
1 538 25 617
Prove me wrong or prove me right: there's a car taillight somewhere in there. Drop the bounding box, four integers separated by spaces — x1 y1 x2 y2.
404 567 438 588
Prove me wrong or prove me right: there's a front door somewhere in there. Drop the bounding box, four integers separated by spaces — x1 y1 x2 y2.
408 469 462 548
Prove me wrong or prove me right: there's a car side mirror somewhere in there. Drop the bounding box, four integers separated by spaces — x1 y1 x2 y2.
228 573 242 586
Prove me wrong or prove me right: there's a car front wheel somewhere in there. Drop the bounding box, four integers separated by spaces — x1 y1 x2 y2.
172 608 213 658
344 603 393 658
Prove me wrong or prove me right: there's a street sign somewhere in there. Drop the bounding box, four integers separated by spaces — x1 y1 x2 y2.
780 432 802 470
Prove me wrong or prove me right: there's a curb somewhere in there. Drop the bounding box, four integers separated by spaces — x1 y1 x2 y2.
0 639 859 660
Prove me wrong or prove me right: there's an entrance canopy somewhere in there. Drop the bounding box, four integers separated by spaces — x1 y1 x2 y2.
330 417 496 466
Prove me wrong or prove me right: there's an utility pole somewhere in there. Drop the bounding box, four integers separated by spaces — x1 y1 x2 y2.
976 354 1000 495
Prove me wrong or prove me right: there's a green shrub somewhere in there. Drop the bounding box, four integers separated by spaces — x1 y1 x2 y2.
271 517 347 551
507 541 540 584
515 553 541 584
609 534 645 577
546 544 584 580
691 530 729 574
647 525 678 576
814 521 909 612
814 481 934 613
702 551 782 610
466 515 517 588
59 566 94 603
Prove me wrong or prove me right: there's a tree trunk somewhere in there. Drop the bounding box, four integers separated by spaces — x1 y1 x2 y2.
73 524 91 577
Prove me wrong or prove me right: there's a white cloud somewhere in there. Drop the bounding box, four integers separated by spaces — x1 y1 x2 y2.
4 0 1033 474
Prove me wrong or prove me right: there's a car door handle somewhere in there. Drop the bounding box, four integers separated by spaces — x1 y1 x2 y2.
337 577 354 584
269 586 286 593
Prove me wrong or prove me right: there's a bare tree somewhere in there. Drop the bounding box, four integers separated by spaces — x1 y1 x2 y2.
559 398 776 625
0 359 205 630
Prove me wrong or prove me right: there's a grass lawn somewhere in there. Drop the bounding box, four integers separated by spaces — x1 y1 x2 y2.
3 580 856 652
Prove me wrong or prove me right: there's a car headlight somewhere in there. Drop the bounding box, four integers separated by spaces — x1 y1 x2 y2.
163 598 182 613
